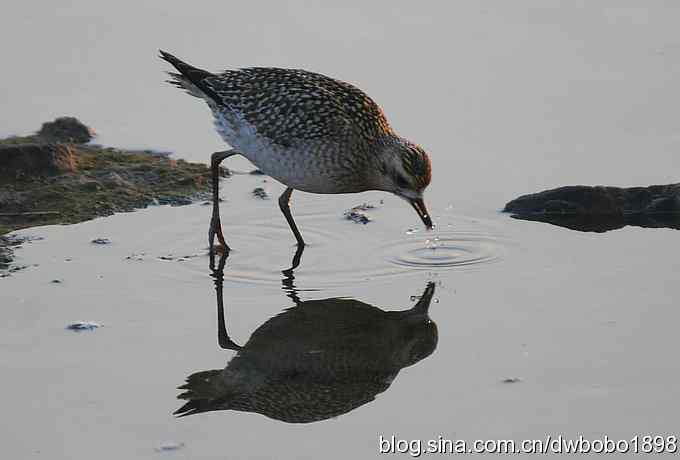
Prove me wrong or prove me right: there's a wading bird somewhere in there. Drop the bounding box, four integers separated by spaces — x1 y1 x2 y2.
160 51 433 252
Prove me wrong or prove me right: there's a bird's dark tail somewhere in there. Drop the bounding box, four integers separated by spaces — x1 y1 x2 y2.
159 50 212 84
159 50 220 101
174 369 234 417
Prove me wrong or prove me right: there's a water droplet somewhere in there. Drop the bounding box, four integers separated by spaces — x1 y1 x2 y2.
425 236 440 250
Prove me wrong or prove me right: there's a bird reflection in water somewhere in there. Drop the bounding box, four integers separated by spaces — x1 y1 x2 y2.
175 250 438 423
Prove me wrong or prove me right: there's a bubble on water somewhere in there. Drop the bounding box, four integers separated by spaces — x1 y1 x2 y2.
155 442 185 452
425 236 441 250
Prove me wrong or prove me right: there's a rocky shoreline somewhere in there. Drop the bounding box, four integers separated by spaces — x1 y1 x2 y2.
0 117 227 270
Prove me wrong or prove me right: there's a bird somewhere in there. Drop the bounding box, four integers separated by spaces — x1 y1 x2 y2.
160 51 433 253
174 276 437 422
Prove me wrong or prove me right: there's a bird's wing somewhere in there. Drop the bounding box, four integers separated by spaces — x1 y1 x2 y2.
202 68 393 147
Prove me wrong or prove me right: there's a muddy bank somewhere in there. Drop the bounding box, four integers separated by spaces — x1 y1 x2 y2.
504 184 680 232
0 117 227 268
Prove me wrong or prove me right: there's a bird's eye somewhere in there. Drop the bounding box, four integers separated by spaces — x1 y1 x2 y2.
395 174 409 188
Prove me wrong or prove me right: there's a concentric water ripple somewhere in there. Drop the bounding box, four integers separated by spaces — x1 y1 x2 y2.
381 231 504 270
207 209 509 288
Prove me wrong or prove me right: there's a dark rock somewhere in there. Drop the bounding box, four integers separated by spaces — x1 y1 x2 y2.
344 203 375 224
252 187 269 199
0 143 76 175
66 321 101 331
344 210 369 224
37 117 94 144
344 211 370 224
504 184 680 232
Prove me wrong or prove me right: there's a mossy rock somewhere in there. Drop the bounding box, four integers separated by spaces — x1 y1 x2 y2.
0 143 76 176
37 117 95 144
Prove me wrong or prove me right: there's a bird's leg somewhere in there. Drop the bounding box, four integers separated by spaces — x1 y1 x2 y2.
209 150 238 255
211 250 241 351
281 244 305 306
278 187 306 247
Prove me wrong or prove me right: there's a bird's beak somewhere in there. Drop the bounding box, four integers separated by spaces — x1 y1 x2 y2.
414 281 436 312
395 282 436 318
410 197 434 230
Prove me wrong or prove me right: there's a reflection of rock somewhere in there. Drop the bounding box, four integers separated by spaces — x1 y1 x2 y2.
504 184 680 232
0 144 76 175
37 117 95 144
0 234 28 272
0 241 14 268
175 284 437 423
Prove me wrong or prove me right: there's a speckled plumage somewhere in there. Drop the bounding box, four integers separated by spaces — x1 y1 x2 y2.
206 67 393 146
160 51 431 194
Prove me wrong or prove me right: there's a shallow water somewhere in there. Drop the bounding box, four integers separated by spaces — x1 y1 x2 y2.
2 1 680 458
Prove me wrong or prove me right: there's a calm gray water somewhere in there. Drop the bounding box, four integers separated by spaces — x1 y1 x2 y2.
1 1 679 458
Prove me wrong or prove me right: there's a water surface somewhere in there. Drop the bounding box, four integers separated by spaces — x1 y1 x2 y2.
1 1 680 458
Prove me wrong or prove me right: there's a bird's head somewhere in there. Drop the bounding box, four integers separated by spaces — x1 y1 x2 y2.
374 138 433 229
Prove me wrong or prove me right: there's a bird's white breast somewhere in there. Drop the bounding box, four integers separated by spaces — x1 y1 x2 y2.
211 108 348 193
